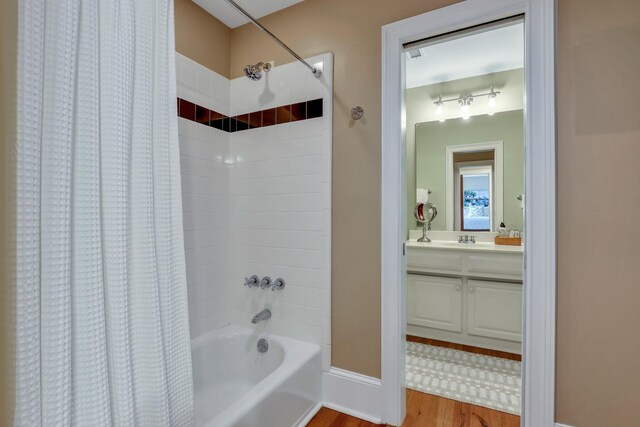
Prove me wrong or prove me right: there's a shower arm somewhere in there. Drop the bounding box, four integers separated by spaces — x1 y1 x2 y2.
224 0 322 78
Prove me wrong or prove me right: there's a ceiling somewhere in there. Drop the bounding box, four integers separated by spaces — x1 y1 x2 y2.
405 23 524 89
193 0 304 28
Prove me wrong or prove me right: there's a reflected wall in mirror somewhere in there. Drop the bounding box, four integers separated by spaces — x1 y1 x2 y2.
414 110 523 232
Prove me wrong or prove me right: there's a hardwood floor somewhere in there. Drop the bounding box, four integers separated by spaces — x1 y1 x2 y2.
306 406 380 427
307 340 520 426
306 390 520 427
406 335 521 362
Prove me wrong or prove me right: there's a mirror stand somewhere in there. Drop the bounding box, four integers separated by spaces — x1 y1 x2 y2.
418 222 431 243
414 202 438 243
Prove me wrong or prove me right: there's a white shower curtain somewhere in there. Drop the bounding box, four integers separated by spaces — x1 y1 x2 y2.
15 0 194 425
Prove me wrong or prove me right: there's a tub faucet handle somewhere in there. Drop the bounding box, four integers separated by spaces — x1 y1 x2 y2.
260 276 272 289
244 275 260 287
272 278 286 291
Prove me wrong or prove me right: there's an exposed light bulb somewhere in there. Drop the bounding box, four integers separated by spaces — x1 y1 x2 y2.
487 87 497 115
460 103 470 120
435 97 444 116
459 95 472 120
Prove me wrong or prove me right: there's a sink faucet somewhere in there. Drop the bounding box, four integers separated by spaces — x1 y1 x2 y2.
458 235 476 244
252 309 271 324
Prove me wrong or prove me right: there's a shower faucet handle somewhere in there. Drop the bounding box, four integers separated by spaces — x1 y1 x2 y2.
260 276 272 289
244 275 260 287
271 278 286 291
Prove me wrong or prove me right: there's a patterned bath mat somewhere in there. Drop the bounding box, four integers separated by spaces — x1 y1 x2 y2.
406 341 521 415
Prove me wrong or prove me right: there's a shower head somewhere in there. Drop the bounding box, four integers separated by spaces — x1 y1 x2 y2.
243 62 271 81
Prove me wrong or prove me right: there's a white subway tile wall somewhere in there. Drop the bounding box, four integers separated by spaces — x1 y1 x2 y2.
177 53 231 338
177 52 333 370
228 54 333 370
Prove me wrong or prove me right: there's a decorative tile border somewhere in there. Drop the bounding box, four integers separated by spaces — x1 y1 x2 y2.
177 97 323 133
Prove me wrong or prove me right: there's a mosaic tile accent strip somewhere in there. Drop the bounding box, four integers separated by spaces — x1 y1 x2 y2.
177 97 323 133
406 341 522 415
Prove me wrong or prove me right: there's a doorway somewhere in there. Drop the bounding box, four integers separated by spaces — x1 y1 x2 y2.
381 1 556 426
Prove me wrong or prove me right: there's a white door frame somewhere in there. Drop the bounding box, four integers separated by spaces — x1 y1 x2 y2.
381 1 556 426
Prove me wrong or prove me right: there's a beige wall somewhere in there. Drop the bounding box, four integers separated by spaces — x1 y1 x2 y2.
175 0 640 423
174 0 231 78
556 0 640 426
0 0 17 423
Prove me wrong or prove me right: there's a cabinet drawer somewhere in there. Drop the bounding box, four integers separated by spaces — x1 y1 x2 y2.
467 279 522 342
466 253 523 280
408 275 463 332
407 250 464 275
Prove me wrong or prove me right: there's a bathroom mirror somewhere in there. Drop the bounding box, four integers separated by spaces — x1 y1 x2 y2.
412 109 524 232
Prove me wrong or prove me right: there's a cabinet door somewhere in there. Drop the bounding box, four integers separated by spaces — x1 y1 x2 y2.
408 275 463 332
467 279 522 342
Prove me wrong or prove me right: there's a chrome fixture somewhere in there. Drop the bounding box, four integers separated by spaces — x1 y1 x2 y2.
224 0 322 78
351 106 364 120
257 338 269 353
260 276 272 289
414 202 438 243
433 86 501 121
271 278 285 291
458 235 476 244
244 275 260 287
252 309 272 324
244 275 285 290
244 62 271 81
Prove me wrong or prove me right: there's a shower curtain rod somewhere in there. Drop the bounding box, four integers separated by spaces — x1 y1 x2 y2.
224 0 322 78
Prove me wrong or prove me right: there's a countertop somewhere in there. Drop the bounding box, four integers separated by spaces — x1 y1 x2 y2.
406 239 524 254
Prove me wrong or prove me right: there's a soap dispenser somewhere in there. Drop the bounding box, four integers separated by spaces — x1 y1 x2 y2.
498 222 507 237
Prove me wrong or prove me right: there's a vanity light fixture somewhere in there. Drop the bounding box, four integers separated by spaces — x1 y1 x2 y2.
434 87 500 120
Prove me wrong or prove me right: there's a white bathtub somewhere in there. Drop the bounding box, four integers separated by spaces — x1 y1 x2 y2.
191 325 322 427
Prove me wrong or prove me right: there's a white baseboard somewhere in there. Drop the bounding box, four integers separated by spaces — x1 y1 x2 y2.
556 424 575 427
295 402 323 427
322 367 382 424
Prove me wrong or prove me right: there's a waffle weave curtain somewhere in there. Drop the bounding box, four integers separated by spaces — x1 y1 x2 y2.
14 0 194 425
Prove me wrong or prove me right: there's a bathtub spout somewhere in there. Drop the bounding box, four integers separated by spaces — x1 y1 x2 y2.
252 309 271 324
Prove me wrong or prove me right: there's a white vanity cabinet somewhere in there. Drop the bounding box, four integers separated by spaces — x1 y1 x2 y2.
408 275 463 332
406 241 523 354
467 279 522 342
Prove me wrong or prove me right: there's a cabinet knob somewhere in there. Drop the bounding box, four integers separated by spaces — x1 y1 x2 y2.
469 286 475 293
455 284 462 292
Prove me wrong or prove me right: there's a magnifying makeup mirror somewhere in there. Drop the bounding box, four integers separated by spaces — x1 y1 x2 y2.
414 202 438 242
